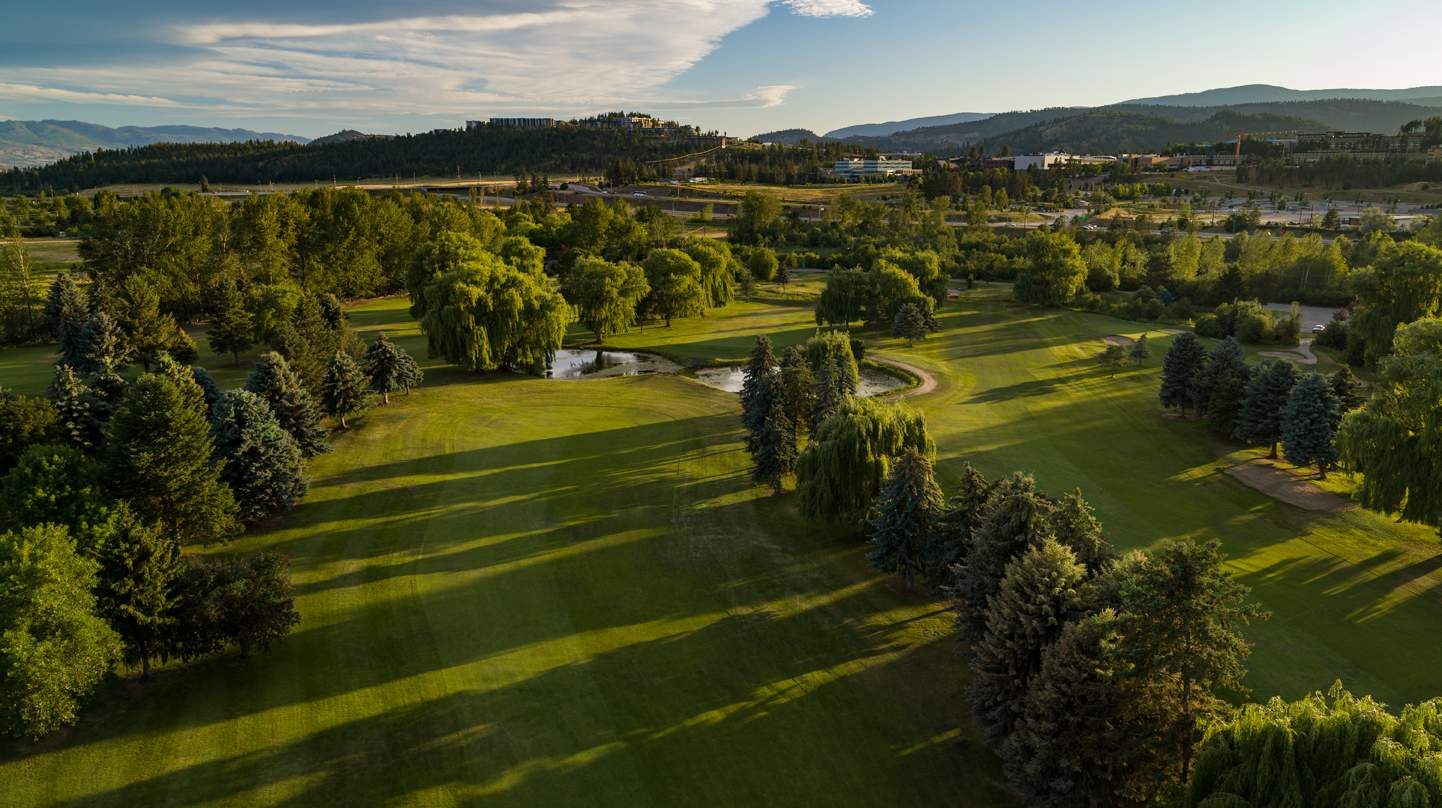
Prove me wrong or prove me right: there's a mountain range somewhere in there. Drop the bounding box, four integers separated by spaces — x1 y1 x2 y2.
0 120 309 169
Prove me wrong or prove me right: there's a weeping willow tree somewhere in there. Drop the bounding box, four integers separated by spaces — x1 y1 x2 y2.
802 331 860 395
796 397 933 528
419 252 573 373
1338 318 1442 536
1188 682 1442 808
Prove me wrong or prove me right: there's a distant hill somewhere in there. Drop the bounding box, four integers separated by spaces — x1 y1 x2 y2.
751 128 830 145
1122 84 1442 107
824 112 991 140
837 108 1087 153
989 109 1325 155
308 130 379 147
0 120 309 169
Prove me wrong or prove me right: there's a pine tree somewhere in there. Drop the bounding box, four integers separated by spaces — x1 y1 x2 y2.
245 352 329 457
95 505 180 678
739 335 778 447
116 276 177 370
77 310 131 376
396 350 424 395
212 390 309 523
1130 333 1151 363
1233 358 1298 457
156 353 210 419
971 538 1087 741
748 373 796 494
361 333 418 405
1160 332 1207 412
1196 338 1250 434
1329 367 1366 424
45 272 89 367
1100 343 1128 377
926 463 993 588
191 366 224 416
103 374 239 545
207 280 253 368
318 293 345 331
777 346 815 435
275 293 346 393
1282 373 1340 479
1049 488 1114 573
0 523 121 738
891 301 929 346
951 472 1056 646
867 448 945 586
48 365 102 451
321 350 368 429
810 351 850 433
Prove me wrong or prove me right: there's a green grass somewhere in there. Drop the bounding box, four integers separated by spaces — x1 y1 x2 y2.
5 284 1442 806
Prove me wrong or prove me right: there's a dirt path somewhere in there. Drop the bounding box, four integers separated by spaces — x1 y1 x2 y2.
1261 338 1318 365
1225 459 1351 512
870 355 938 399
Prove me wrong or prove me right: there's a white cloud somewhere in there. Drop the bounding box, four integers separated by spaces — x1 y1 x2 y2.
1 1 845 125
782 0 873 17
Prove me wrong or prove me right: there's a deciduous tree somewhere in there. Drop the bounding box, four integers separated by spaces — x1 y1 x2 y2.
796 398 932 527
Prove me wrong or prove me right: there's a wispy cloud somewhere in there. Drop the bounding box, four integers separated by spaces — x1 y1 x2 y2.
0 82 182 107
782 0 874 17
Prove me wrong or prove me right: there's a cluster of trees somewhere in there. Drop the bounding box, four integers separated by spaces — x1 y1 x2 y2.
1160 334 1363 478
0 280 422 738
863 452 1264 804
814 247 946 330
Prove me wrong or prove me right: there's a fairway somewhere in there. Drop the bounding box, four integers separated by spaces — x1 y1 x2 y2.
6 286 1442 805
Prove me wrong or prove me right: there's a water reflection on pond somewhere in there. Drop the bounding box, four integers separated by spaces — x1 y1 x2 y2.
692 366 909 397
546 349 680 379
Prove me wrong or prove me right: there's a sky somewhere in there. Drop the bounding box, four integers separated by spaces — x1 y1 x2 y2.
1 0 1439 139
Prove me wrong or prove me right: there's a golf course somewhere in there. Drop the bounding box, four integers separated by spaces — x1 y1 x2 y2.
3 278 1440 806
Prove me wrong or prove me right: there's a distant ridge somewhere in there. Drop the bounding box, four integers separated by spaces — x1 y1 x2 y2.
1121 84 1442 107
824 112 991 140
751 128 831 145
308 129 379 147
0 119 309 169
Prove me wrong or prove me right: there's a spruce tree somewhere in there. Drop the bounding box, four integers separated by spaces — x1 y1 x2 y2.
926 463 993 588
778 346 815 435
321 350 368 429
361 333 419 404
212 390 309 523
45 272 89 367
866 448 944 586
95 505 180 678
77 310 130 376
810 351 850 433
208 280 253 367
1049 488 1114 573
971 538 1087 741
245 352 329 457
156 353 210 419
891 301 929 346
1329 367 1366 423
0 523 121 738
1130 333 1151 363
1159 332 1206 412
1196 337 1250 434
275 294 346 393
116 276 176 370
1282 373 1340 479
1233 358 1298 457
48 365 102 451
396 350 424 396
191 366 224 416
739 335 778 446
951 472 1055 646
748 373 796 494
103 374 239 545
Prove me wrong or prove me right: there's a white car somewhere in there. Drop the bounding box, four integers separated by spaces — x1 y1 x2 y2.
1311 324 1327 334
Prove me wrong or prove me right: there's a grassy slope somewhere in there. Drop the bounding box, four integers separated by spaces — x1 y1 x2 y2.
2 295 1004 807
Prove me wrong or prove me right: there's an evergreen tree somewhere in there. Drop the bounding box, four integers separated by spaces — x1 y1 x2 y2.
1233 358 1298 457
94 505 180 678
45 272 88 367
810 351 851 433
191 366 224 416
321 350 368 429
971 538 1088 741
0 524 121 738
395 349 424 396
739 335 778 449
77 310 131 376
156 353 210 419
1130 333 1151 363
47 365 102 451
212 390 309 523
1160 332 1207 412
1196 337 1250 434
103 374 239 545
796 397 933 527
1329 366 1366 422
926 463 993 588
951 472 1055 646
1049 488 1114 573
1099 343 1128 377
318 292 345 331
777 346 815 435
245 352 329 456
748 373 796 494
803 332 860 396
891 301 929 346
116 276 177 370
208 280 254 367
361 332 419 404
1282 373 1340 479
866 449 944 586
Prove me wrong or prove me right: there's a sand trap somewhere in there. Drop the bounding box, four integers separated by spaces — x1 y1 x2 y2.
1103 335 1135 347
1225 459 1351 512
546 349 681 379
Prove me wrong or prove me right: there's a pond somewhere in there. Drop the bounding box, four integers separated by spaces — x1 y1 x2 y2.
692 365 910 397
545 349 681 379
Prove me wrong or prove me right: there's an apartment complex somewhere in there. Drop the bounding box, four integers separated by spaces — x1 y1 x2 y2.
833 156 915 178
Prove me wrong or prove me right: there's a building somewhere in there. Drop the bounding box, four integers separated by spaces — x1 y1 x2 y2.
833 156 915 178
1291 131 1430 162
1122 153 1166 171
468 118 557 130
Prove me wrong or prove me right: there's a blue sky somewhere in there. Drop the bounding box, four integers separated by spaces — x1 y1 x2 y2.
1 0 1439 138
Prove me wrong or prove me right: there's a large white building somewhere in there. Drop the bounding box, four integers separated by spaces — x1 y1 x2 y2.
833 156 914 178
